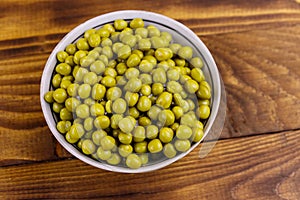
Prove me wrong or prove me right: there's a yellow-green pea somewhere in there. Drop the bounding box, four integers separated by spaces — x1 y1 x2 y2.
156 92 172 109
98 54 109 66
138 38 151 50
152 67 167 84
52 102 64 113
150 36 165 49
125 77 142 92
143 55 157 66
118 117 135 134
135 27 148 38
154 48 173 61
197 105 210 119
92 84 106 100
101 135 116 151
65 132 79 144
97 146 112 161
197 81 211 100
118 144 133 157
163 143 177 158
139 60 153 73
133 126 146 142
101 46 113 59
172 106 184 120
138 116 151 126
167 68 180 81
126 153 142 169
114 19 128 30
77 83 91 99
110 114 123 129
105 100 112 113
192 127 203 143
125 68 140 79
178 46 193 60
134 141 147 153
55 63 71 76
56 120 71 134
125 92 139 107
159 127 174 143
101 76 116 87
101 38 112 47
112 42 124 54
87 33 101 47
83 72 98 85
147 105 162 121
69 123 85 140
65 97 80 112
81 139 96 155
65 44 77 55
107 153 121 165
126 54 141 68
146 125 158 139
116 62 127 75
80 56 95 68
73 50 87 65
76 38 89 51
140 84 151 96
75 104 89 119
118 131 133 145
130 18 144 29
56 51 68 63
129 107 140 119
157 110 175 126
84 117 94 131
139 153 148 165
121 34 137 48
74 67 89 83
174 139 191 152
52 74 62 88
176 125 193 140
148 25 160 37
96 28 110 38
44 91 54 103
152 83 164 96
166 81 183 94
60 80 71 90
92 130 107 145
84 29 96 39
191 68 205 83
106 87 122 101
90 60 105 75
190 57 204 69
116 40 130 57
148 139 163 153
185 79 199 94
53 88 67 103
112 98 127 114
137 96 152 112
94 115 110 129
171 122 179 132
139 73 152 85
64 55 75 67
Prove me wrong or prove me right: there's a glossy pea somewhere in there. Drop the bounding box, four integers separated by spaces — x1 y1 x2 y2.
126 153 142 169
174 139 191 152
159 127 174 143
137 96 152 112
156 92 172 109
92 84 106 100
134 141 147 153
92 130 107 145
133 126 146 142
53 88 67 103
148 139 163 153
97 146 112 161
55 63 71 76
118 117 135 134
163 143 177 158
112 98 127 114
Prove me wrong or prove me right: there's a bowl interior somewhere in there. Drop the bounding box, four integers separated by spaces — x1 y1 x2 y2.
40 10 221 173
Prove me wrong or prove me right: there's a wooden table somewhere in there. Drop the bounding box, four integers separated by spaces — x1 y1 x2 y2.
1 0 299 199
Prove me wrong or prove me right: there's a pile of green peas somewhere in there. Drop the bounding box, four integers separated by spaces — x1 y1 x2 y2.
44 18 212 169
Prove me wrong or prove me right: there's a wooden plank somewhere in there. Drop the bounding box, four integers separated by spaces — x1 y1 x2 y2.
0 0 300 41
0 130 299 199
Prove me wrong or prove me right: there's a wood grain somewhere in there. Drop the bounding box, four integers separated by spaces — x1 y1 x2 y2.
0 130 299 199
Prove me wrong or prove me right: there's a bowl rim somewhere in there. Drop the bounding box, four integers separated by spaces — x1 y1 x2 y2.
40 10 221 173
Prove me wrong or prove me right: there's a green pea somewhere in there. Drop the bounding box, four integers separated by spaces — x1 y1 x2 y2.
65 44 77 55
152 68 167 84
106 87 122 101
92 83 106 100
83 72 98 85
88 50 100 60
151 83 164 96
148 25 160 37
69 123 85 140
101 76 116 87
147 105 162 121
178 46 193 60
118 117 135 134
146 125 159 139
81 139 96 155
129 107 140 119
76 38 89 51
121 34 137 48
166 68 180 81
161 32 172 44
140 84 151 96
110 114 123 129
134 141 147 153
125 68 140 79
197 105 210 119
44 91 54 103
98 54 109 66
53 88 67 103
101 46 113 59
75 104 89 119
56 120 71 134
191 68 205 83
156 92 172 109
116 63 127 75
130 18 144 29
125 92 139 107
112 98 127 114
174 139 191 152
190 57 204 69
74 67 89 82
80 56 95 68
118 144 133 157
137 96 152 112
65 97 80 112
64 55 75 67
148 139 163 153
192 127 203 143
139 73 153 85
84 29 96 39
55 63 71 76
114 19 128 30
126 54 141 68
52 102 64 113
52 74 62 88
166 81 183 94
163 143 177 158
92 130 107 145
101 38 112 47
107 153 121 165
97 146 112 160
126 153 142 169
56 51 69 63
172 106 184 120
65 132 79 144
138 116 151 126
87 33 100 48
169 43 182 54
94 115 110 129
84 117 94 131
135 27 148 38
157 110 175 126
150 36 165 49
100 135 116 151
138 38 151 50
78 83 91 99
138 60 153 73
139 153 148 165
73 50 87 65
176 125 193 139
125 77 142 93
133 126 146 142
159 127 174 143
185 79 199 94
154 48 173 61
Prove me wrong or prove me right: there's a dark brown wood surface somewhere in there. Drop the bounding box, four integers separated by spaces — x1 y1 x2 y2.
0 0 299 199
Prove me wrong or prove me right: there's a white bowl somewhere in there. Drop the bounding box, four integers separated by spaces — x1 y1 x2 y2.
40 10 221 173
